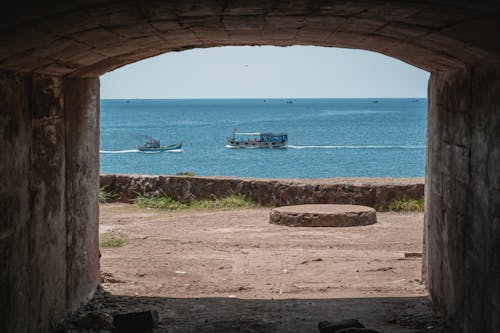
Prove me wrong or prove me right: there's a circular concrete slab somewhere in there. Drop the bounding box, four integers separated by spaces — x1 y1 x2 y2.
269 204 377 227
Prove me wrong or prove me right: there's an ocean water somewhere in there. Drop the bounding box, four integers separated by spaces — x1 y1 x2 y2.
100 98 427 178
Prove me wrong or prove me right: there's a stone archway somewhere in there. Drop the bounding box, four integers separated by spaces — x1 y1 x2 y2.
1 1 499 332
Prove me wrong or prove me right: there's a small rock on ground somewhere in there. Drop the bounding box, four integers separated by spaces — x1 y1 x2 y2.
113 310 159 332
318 319 365 333
336 329 381 333
75 311 113 329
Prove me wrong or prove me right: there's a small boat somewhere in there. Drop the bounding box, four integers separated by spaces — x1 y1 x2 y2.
227 129 288 148
138 139 182 152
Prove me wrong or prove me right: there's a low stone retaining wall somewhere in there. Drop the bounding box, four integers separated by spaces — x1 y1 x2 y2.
100 174 424 210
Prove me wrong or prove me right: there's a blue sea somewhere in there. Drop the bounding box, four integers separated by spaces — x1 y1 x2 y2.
100 99 427 178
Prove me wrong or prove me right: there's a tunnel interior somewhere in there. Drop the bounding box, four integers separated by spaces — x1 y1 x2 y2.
0 1 499 332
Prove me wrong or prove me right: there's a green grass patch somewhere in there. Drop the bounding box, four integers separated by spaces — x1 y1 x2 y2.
99 186 119 203
134 193 256 211
386 197 425 212
134 194 188 210
99 232 126 248
190 194 257 210
176 171 195 176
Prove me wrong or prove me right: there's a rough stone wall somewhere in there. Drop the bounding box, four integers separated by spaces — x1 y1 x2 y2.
425 65 500 332
0 71 100 333
100 174 424 210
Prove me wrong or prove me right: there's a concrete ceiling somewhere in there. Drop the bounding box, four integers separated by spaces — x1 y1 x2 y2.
0 0 499 76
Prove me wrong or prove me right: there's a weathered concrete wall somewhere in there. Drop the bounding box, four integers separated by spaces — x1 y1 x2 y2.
0 71 100 333
64 77 101 312
28 73 68 331
426 65 500 332
100 174 424 210
0 71 32 333
1 1 500 76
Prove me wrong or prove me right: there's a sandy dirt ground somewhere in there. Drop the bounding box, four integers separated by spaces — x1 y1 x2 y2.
92 204 444 333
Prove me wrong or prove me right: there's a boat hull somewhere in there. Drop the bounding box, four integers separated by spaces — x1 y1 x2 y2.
226 138 287 148
138 142 182 152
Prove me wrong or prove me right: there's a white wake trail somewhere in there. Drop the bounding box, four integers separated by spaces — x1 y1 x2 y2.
286 145 425 149
100 149 183 154
100 149 140 154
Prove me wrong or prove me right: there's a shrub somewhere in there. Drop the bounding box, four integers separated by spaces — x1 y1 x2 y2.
99 186 119 203
176 171 195 176
386 197 425 212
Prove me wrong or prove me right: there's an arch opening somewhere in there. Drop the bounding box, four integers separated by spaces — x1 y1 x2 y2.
95 45 431 332
99 45 429 178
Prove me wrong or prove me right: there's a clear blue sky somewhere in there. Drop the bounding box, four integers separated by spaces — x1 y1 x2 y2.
100 46 429 99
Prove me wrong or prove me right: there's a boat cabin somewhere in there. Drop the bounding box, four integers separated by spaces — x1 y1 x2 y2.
143 139 160 148
259 132 288 143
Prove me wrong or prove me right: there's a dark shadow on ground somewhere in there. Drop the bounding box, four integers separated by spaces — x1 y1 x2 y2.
79 291 447 333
